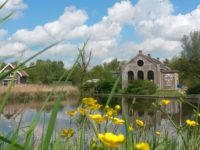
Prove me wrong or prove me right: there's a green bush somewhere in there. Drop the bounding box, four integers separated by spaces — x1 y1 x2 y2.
124 80 157 95
96 79 120 93
187 83 200 94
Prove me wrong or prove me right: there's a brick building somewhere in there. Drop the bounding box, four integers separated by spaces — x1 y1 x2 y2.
121 50 179 89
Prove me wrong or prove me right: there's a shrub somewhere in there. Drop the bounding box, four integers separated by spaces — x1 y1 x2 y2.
124 80 157 95
94 77 121 93
187 83 200 94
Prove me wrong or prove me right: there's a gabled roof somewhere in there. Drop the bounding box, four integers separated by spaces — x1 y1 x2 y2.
0 63 29 77
128 50 170 71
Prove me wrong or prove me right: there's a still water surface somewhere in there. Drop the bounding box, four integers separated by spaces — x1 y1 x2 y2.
0 98 191 142
0 99 79 140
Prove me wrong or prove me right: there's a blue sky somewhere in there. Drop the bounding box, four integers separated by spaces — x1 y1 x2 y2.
1 0 200 67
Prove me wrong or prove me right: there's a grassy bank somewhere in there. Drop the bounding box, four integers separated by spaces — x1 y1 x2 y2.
0 84 80 103
152 89 181 97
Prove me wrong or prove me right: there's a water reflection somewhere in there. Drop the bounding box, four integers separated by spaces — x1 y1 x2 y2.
0 99 79 141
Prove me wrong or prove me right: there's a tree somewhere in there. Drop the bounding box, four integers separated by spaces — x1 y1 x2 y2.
103 58 126 71
78 41 92 84
27 59 66 84
181 31 200 80
170 31 200 86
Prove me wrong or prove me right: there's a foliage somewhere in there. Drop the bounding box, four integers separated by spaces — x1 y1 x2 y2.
81 59 123 94
168 31 200 87
124 80 157 95
27 59 66 84
187 83 200 94
103 58 125 71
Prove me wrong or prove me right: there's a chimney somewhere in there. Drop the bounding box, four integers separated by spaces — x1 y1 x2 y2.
157 57 159 60
148 54 151 57
139 50 142 54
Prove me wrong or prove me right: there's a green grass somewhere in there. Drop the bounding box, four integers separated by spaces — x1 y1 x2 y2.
152 89 181 97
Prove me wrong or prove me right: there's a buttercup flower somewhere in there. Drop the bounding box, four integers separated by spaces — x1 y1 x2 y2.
89 114 105 124
161 99 170 105
105 107 115 118
78 107 88 115
136 119 145 127
60 128 75 138
82 97 97 107
115 105 121 111
98 132 125 148
89 103 102 111
135 142 150 150
112 117 125 125
155 131 160 135
128 126 133 131
186 119 199 127
66 110 77 117
197 113 200 117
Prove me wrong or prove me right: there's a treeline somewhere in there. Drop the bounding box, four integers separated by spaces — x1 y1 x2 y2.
27 60 66 84
23 58 125 86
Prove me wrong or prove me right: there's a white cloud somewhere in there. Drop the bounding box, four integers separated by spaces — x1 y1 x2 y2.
106 0 134 25
102 57 115 64
136 8 200 41
133 0 173 22
12 6 88 45
121 38 180 54
43 43 77 56
0 0 27 19
0 41 28 57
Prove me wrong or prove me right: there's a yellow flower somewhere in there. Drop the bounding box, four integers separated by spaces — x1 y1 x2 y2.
136 119 145 127
186 119 199 127
89 103 102 110
60 128 75 138
128 126 133 131
89 114 105 124
66 110 77 117
106 107 115 118
155 131 160 135
161 99 170 105
112 117 125 125
115 105 121 111
135 142 150 150
82 97 97 106
98 133 125 148
197 113 200 117
78 107 88 115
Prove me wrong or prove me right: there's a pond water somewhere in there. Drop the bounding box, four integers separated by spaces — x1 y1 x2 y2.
0 99 79 141
0 98 195 144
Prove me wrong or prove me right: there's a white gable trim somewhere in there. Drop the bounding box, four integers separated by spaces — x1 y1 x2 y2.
0 63 23 77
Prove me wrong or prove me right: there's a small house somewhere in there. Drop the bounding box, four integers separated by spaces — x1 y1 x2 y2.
0 63 29 86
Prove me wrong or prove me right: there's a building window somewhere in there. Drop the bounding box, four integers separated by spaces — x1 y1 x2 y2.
137 60 144 66
147 70 154 80
128 71 134 83
3 80 9 86
137 71 144 80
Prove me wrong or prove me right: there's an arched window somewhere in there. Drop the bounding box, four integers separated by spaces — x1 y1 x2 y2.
147 70 154 80
137 71 144 80
128 71 134 83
